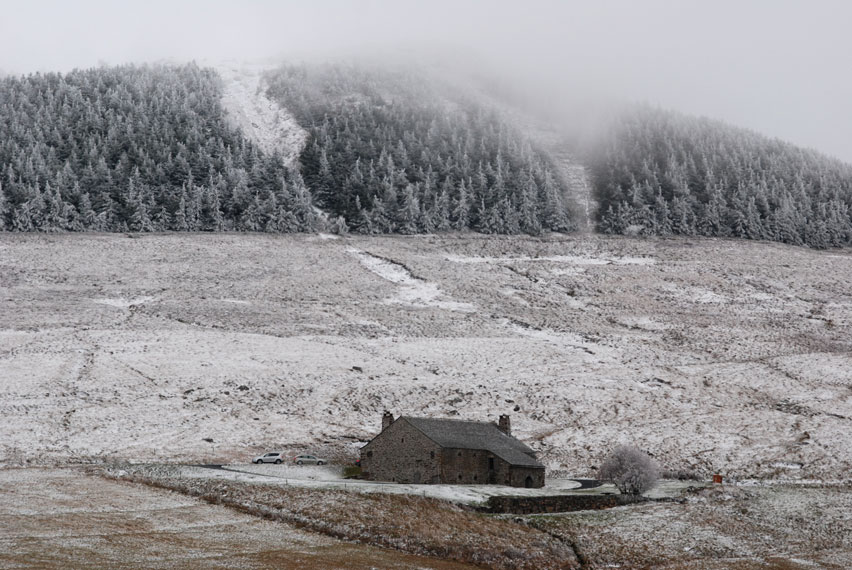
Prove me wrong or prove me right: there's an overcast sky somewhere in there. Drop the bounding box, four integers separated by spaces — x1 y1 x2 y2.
2 0 851 163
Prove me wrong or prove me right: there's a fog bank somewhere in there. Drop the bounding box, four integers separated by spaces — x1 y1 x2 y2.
1 0 850 162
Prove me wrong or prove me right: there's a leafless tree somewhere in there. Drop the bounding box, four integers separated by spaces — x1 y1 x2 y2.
598 445 659 495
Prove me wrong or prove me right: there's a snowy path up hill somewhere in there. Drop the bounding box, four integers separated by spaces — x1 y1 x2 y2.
423 65 597 232
216 61 307 167
549 143 597 233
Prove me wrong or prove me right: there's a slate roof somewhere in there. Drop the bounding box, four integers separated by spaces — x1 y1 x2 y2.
401 416 544 468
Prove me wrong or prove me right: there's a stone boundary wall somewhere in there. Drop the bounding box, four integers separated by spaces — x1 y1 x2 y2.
485 493 647 514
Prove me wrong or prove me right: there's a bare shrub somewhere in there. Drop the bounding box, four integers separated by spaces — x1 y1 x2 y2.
599 445 660 495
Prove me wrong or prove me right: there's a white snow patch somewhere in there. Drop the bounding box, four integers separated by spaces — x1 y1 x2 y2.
499 288 529 305
93 296 155 308
445 254 655 265
614 256 657 265
694 290 728 304
749 292 775 301
350 248 475 312
787 558 820 567
507 321 565 342
771 462 804 470
215 60 307 168
504 319 608 360
660 283 729 305
549 267 587 276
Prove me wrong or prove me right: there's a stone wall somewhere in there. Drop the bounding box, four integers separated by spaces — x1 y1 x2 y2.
360 418 440 484
439 449 544 488
486 493 646 514
441 448 508 485
508 466 545 488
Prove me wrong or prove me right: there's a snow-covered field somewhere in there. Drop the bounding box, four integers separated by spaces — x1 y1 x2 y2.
0 233 850 484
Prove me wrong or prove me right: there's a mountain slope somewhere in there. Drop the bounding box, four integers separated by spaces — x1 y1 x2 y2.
3 61 852 248
265 63 578 234
590 106 852 248
0 63 323 233
1 233 849 480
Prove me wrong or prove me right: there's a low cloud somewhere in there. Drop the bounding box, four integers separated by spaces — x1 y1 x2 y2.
1 0 850 162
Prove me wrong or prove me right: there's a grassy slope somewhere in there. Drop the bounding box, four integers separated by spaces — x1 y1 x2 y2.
0 233 850 481
106 466 579 569
529 484 852 569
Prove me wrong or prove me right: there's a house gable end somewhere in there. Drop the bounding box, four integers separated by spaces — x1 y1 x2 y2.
359 417 441 484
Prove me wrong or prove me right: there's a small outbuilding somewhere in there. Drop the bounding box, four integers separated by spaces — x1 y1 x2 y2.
359 412 545 488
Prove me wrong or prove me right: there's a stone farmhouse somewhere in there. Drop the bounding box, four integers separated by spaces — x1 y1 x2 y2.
359 412 545 488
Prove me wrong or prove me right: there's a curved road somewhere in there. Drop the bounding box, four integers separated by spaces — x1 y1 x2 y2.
197 465 603 490
572 478 603 489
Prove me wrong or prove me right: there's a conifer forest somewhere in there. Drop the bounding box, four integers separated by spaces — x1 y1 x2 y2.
2 62 852 247
590 107 852 247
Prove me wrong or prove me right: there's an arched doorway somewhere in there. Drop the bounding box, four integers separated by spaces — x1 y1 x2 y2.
524 475 533 488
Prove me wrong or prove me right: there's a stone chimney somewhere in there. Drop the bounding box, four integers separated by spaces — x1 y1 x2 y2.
498 414 511 436
382 411 394 431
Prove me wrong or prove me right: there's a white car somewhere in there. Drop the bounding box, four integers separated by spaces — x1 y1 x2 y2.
253 451 286 464
293 454 326 465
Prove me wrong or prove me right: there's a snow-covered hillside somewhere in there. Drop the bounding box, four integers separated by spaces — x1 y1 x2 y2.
421 62 595 231
0 234 850 481
216 60 307 167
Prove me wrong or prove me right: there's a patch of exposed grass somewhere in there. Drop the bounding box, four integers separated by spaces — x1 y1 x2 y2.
342 466 362 479
104 467 579 569
526 484 852 569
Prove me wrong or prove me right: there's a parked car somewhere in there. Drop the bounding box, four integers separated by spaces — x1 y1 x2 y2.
293 454 325 465
253 451 286 464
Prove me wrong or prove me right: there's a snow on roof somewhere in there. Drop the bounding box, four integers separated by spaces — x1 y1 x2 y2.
401 416 544 469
